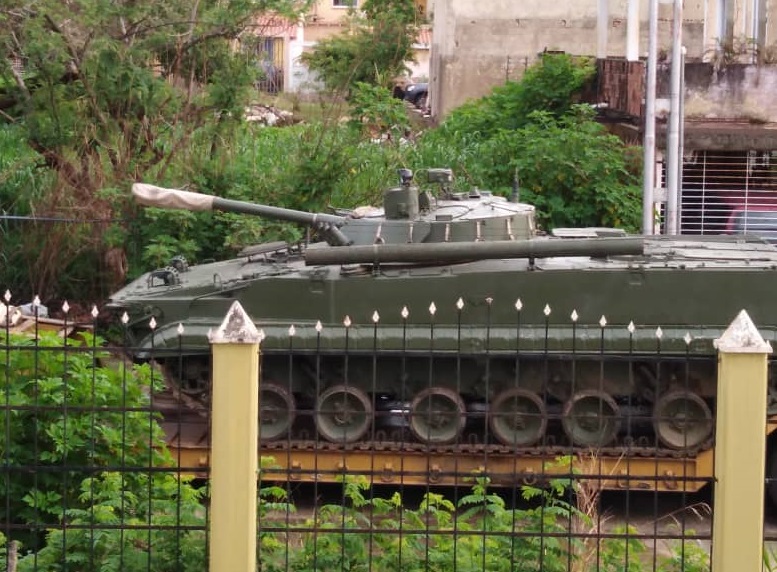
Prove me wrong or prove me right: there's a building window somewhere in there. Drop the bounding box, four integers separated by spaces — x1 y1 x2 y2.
333 0 357 7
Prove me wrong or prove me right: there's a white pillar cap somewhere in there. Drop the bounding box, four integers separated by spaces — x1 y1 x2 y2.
209 301 263 344
714 310 772 354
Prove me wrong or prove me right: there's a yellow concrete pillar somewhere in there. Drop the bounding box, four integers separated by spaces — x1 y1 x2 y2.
208 301 262 572
712 309 772 572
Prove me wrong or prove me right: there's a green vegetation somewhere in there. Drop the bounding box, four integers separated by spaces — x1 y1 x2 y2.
422 54 641 230
1 23 641 303
301 0 419 93
0 333 160 527
0 0 313 300
0 337 709 572
436 53 597 140
462 107 642 230
348 82 411 139
3 467 714 571
0 331 206 568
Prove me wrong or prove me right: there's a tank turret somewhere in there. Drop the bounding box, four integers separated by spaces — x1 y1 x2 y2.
132 169 538 248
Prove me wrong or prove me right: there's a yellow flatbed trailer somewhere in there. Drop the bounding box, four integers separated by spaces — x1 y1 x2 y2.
159 412 777 494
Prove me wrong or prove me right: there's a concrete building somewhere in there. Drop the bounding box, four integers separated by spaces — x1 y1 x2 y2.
430 0 777 119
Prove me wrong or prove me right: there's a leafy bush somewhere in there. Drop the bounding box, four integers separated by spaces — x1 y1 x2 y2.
257 472 710 572
276 475 573 572
301 0 418 93
0 333 166 527
0 331 207 569
417 54 641 232
0 126 51 297
348 82 411 140
471 107 642 231
437 53 596 143
16 472 207 572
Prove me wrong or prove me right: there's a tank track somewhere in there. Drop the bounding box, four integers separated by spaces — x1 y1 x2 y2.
259 437 714 458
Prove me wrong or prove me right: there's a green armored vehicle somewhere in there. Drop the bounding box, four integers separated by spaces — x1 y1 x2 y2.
108 169 777 454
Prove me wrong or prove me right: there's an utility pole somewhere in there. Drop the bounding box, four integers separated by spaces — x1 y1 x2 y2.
642 0 659 234
627 0 640 62
597 0 609 58
665 0 684 235
678 45 686 223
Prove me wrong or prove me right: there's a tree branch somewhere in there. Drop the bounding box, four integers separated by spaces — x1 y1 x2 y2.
43 13 110 127
7 58 30 100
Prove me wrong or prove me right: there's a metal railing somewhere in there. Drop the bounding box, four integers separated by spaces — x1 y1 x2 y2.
1 297 772 571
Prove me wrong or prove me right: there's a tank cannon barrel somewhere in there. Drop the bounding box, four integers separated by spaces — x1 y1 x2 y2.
132 184 350 245
304 236 644 266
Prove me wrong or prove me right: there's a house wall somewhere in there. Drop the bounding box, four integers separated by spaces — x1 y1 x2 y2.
408 48 431 80
679 63 777 127
430 0 777 120
304 24 349 43
309 0 432 23
304 0 354 43
309 0 359 26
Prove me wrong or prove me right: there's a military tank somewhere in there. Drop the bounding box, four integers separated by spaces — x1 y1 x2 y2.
108 169 777 454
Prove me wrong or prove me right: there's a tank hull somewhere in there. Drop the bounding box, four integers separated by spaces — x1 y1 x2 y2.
114 237 777 355
110 235 777 453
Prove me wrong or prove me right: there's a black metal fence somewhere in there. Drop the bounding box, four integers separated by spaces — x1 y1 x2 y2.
0 295 729 571
1 304 207 571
